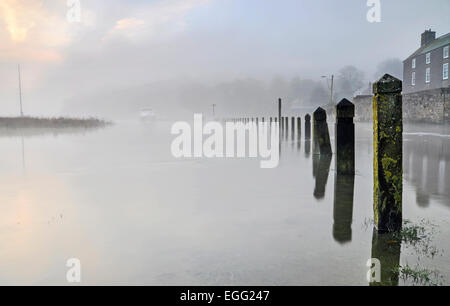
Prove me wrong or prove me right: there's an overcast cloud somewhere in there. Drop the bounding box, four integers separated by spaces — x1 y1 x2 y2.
0 0 449 116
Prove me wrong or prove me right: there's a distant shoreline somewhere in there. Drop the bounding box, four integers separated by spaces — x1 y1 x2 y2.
0 116 112 129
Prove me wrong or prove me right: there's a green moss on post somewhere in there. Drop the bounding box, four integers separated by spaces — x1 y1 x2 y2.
373 74 403 233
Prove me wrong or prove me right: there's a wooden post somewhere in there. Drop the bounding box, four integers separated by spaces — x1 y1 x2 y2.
285 117 289 138
335 99 355 175
297 117 301 138
291 117 295 138
278 98 282 125
312 107 332 155
373 74 403 233
305 114 311 140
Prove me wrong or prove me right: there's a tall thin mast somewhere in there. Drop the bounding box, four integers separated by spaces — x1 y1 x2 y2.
18 64 24 117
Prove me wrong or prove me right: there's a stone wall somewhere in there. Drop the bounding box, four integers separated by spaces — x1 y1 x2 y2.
353 95 372 122
403 88 450 124
445 91 450 125
352 89 450 124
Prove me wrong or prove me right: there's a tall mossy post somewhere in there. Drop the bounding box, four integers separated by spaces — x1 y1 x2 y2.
312 107 332 155
305 114 311 140
335 99 355 175
373 74 403 233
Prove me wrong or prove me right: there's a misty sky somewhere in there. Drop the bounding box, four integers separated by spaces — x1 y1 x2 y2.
0 0 449 116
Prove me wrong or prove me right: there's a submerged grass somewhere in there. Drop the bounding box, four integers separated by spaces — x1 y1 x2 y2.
394 264 444 286
0 116 111 129
364 218 445 286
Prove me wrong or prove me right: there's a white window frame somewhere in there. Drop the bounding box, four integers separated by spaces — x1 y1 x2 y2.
412 58 416 69
444 63 449 80
412 72 416 85
426 52 431 64
425 67 431 83
444 46 449 59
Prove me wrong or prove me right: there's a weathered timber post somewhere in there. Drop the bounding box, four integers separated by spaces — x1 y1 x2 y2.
297 117 301 138
291 117 295 139
305 114 311 140
278 98 282 126
335 99 355 175
373 74 403 233
312 107 332 155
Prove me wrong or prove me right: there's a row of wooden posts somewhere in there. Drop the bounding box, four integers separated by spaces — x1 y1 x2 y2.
224 74 403 233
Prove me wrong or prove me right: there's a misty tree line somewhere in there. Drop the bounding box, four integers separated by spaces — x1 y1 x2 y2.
63 58 402 118
181 58 403 116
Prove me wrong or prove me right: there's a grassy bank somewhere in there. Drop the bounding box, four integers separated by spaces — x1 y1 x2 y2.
0 116 111 129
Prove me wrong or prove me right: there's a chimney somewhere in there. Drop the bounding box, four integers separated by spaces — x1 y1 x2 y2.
421 29 436 47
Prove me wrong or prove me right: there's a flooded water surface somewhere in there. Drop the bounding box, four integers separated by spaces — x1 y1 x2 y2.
0 121 449 285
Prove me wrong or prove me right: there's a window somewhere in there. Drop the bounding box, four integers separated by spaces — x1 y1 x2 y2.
426 53 431 64
412 58 416 69
412 72 416 85
426 67 431 83
444 63 449 80
444 46 449 59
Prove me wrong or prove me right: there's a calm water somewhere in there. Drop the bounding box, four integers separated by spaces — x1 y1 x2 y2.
0 120 449 285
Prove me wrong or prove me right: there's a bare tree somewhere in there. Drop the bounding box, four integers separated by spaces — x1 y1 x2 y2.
335 65 365 100
374 58 403 80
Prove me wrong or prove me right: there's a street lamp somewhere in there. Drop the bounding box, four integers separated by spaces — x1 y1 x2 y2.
321 74 334 105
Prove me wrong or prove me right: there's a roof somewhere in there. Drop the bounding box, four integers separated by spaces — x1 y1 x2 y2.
404 33 450 62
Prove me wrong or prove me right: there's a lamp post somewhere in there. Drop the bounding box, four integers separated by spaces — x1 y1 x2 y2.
321 74 334 106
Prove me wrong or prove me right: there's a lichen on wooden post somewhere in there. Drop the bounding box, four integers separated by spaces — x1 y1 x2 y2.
373 74 403 233
335 99 355 175
313 107 332 155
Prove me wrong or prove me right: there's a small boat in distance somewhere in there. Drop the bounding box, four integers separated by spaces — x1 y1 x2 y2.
140 108 156 122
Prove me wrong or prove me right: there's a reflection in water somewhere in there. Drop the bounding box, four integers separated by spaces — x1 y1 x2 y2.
312 154 332 199
404 133 450 208
291 117 295 142
333 174 354 243
370 229 401 286
305 139 311 158
2 121 450 285
21 136 26 173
